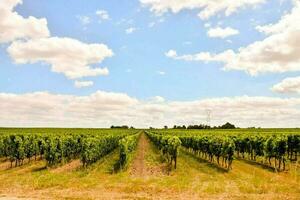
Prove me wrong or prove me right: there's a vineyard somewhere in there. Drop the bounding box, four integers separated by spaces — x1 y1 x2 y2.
0 128 143 171
0 128 299 199
153 129 300 172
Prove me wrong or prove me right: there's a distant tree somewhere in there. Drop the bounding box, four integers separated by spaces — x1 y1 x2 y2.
187 124 211 129
220 122 236 129
173 125 187 129
110 125 129 129
164 126 168 129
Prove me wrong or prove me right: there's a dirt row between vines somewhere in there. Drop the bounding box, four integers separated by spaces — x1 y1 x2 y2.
129 133 167 177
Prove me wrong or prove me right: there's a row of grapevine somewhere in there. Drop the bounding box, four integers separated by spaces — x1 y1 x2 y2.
118 133 140 169
287 135 300 161
233 134 300 171
146 131 181 169
155 129 300 172
80 135 121 167
44 134 83 166
0 134 46 167
0 131 132 168
179 135 235 170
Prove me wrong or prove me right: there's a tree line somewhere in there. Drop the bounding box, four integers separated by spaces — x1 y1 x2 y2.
166 122 236 129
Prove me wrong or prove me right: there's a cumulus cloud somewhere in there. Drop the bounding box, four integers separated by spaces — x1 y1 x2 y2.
0 91 138 127
0 0 50 43
1 91 300 128
125 27 137 34
272 76 300 94
1 1 113 82
7 37 112 79
166 0 300 75
140 0 266 20
96 10 110 21
74 80 94 88
207 27 239 38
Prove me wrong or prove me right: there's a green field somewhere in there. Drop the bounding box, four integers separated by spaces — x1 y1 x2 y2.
0 128 299 200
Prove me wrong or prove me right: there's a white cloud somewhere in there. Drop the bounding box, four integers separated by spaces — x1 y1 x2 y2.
166 1 300 76
157 71 166 75
1 0 113 80
77 15 90 25
1 91 300 128
272 76 300 94
0 91 138 127
96 10 110 21
152 96 165 103
165 49 177 58
125 27 137 34
207 27 239 38
74 80 94 88
165 49 234 62
8 37 113 79
0 0 50 43
204 23 211 28
140 0 266 20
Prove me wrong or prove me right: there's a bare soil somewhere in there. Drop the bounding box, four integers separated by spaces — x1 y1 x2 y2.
130 133 166 177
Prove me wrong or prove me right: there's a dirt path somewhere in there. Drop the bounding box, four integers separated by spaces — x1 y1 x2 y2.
130 133 148 176
130 132 166 177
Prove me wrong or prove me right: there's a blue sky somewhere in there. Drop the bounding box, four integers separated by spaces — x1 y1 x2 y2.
1 0 300 127
0 0 295 99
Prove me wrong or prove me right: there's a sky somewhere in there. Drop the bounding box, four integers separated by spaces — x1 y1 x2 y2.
1 0 300 128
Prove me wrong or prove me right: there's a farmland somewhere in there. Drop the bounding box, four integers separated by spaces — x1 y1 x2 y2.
0 128 299 199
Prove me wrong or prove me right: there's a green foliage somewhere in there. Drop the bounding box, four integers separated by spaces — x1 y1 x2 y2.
154 128 300 172
44 136 63 166
146 131 181 169
180 135 235 170
233 134 297 171
0 129 136 168
80 135 120 167
118 133 139 169
0 128 298 172
0 137 4 157
220 122 236 129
